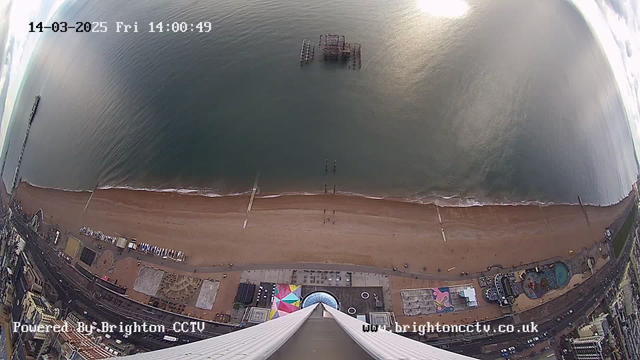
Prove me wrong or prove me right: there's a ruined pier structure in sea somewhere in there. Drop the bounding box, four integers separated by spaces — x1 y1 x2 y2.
299 34 362 70
299 39 314 65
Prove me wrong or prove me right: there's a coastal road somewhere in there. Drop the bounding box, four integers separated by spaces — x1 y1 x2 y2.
12 200 636 357
69 216 632 359
445 225 635 358
449 267 621 358
14 219 235 352
19 222 182 352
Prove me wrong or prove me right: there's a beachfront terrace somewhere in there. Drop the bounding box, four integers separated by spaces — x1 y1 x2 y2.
132 265 220 313
400 285 478 316
234 268 393 324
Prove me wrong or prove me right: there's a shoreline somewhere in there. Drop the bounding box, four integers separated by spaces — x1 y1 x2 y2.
14 181 635 274
21 180 628 208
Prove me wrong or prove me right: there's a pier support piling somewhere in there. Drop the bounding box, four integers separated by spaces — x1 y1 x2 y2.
12 96 40 192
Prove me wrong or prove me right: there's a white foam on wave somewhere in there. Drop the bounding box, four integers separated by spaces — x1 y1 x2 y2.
258 192 320 199
20 180 615 208
26 182 90 193
96 184 252 197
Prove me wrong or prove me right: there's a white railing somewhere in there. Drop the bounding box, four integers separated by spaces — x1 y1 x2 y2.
116 304 318 360
324 305 476 360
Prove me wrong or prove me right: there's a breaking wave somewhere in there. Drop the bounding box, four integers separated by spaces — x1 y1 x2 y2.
21 181 617 208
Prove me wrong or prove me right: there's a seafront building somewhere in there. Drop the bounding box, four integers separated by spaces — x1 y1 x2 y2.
607 262 640 360
563 228 640 360
570 335 607 360
577 313 609 338
14 292 59 358
43 319 114 359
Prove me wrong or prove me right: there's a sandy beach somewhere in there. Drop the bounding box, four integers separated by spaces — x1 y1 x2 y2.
14 182 633 274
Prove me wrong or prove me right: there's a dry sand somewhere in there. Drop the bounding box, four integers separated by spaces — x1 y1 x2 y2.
15 182 633 275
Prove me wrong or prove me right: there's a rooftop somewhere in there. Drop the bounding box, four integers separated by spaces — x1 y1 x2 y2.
53 320 113 359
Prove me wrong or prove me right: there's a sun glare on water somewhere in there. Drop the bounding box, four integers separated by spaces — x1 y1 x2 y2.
418 0 469 18
9 0 42 43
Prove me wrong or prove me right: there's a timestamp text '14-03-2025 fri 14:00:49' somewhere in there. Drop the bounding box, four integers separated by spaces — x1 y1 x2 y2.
29 21 212 33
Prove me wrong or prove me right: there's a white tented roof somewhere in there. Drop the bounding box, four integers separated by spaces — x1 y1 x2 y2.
462 288 478 307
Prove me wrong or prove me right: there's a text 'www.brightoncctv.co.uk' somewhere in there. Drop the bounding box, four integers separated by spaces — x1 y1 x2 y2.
363 322 539 336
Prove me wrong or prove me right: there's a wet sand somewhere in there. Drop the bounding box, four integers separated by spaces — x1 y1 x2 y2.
15 182 633 274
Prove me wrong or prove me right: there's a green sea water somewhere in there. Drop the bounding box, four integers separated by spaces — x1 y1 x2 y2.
3 0 637 205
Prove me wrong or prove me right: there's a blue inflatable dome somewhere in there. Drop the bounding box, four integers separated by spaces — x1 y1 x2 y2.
302 291 339 309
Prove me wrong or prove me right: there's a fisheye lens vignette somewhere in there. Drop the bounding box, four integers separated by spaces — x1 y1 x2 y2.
0 0 639 359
